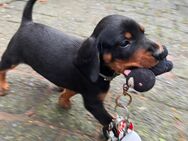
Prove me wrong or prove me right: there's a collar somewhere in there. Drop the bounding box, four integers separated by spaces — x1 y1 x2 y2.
99 72 119 81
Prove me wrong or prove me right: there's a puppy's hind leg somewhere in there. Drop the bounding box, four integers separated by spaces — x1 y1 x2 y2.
0 50 20 96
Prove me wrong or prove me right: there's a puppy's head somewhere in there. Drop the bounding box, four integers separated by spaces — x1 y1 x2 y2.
91 15 167 74
75 15 168 82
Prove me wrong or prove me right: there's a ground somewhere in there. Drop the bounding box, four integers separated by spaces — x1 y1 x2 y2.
0 0 188 141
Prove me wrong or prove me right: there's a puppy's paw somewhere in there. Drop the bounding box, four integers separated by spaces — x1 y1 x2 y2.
0 89 6 96
2 82 9 91
0 82 9 96
58 98 71 109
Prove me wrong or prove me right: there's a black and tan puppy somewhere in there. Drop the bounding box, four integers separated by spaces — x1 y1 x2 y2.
0 0 168 126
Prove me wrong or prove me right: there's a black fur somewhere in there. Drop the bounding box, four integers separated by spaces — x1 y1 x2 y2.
0 0 168 126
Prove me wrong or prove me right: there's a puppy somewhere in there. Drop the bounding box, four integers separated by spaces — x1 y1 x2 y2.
0 0 168 126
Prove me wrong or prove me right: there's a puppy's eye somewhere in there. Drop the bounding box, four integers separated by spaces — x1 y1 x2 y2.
120 40 130 48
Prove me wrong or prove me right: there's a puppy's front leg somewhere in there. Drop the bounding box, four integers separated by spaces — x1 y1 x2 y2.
83 94 112 126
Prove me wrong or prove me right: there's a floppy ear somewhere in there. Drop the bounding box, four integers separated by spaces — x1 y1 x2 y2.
74 37 100 82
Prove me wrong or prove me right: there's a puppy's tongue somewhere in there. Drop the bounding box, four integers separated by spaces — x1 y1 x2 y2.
123 70 131 76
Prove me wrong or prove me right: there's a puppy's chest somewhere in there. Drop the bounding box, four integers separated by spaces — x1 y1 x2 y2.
96 78 110 93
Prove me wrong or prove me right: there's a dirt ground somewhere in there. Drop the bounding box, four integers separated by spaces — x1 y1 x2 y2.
0 0 188 141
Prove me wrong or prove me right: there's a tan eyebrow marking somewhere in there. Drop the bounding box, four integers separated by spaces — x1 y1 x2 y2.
125 32 132 39
139 24 145 32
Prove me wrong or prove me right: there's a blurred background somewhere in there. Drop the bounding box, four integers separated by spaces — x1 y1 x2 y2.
0 0 187 140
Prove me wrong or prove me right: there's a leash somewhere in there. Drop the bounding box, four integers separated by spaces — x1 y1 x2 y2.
104 84 135 141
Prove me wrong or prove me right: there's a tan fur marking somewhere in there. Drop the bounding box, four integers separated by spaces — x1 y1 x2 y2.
58 89 76 109
139 24 145 32
0 65 17 96
98 93 107 102
0 72 9 91
155 41 164 53
125 32 132 39
103 53 112 63
107 49 158 73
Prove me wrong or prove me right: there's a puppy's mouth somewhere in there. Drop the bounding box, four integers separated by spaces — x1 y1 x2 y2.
107 61 142 74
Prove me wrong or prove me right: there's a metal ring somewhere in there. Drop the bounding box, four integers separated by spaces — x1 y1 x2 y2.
126 93 132 106
115 93 132 109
